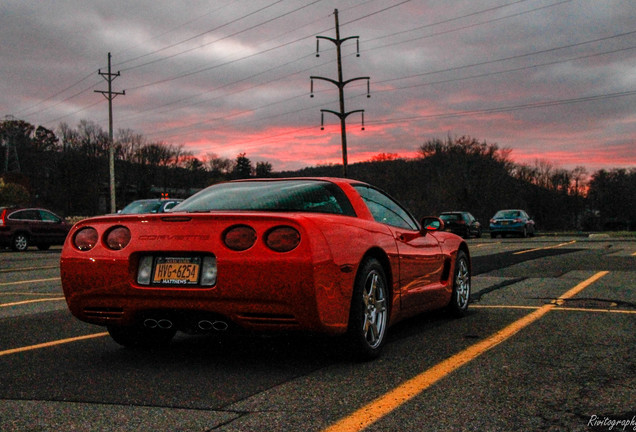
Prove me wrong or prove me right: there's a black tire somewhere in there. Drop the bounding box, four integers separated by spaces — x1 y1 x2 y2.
345 258 389 360
447 250 471 317
107 325 176 348
12 233 29 251
476 228 482 239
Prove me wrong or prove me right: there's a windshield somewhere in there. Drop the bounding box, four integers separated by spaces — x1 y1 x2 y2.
120 200 163 214
175 180 356 216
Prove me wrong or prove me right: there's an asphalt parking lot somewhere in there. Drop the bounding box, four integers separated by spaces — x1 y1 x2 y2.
1 236 634 431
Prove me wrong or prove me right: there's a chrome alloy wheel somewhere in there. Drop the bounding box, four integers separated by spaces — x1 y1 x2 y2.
454 254 471 311
362 271 388 349
13 234 29 251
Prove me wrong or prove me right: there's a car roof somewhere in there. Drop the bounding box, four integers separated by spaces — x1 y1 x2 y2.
230 177 366 186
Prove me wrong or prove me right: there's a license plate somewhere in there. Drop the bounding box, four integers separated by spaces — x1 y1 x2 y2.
153 257 201 285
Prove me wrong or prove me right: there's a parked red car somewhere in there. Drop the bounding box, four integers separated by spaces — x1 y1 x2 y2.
60 178 471 359
0 207 71 251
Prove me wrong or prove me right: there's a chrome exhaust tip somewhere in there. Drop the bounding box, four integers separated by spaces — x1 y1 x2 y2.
157 319 173 329
198 320 214 331
144 318 173 329
212 320 229 331
197 320 229 331
144 318 158 329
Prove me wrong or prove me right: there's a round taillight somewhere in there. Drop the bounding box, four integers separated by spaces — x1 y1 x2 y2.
105 226 131 250
265 226 300 252
73 227 98 251
223 225 257 251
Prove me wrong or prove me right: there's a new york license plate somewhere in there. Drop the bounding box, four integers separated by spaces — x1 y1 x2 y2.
153 257 201 285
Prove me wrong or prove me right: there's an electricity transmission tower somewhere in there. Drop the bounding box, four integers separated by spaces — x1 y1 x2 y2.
310 8 370 178
95 52 125 213
1 116 21 173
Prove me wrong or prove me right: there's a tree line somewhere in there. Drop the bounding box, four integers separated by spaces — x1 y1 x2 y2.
1 117 634 231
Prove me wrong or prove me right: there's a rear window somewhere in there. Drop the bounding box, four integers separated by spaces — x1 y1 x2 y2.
176 180 356 216
440 214 461 222
494 210 521 219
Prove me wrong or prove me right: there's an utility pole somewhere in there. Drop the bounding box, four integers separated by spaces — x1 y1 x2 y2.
311 8 370 178
95 52 125 213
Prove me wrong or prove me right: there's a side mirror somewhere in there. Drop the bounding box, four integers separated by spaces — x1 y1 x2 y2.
420 216 444 234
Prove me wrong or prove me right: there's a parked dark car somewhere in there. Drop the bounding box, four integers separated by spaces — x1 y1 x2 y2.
439 212 482 238
0 207 71 251
489 209 535 238
119 199 182 214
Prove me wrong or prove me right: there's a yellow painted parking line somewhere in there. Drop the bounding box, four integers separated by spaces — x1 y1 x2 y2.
513 240 576 255
554 307 636 314
0 292 61 296
471 242 501 248
323 271 609 432
0 277 60 287
0 332 108 357
472 304 635 314
0 265 57 273
472 305 540 310
1 297 66 308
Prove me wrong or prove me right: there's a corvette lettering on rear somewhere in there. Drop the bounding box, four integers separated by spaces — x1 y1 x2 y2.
138 235 210 241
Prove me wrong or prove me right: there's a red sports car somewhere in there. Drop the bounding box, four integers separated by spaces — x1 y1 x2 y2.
61 178 471 359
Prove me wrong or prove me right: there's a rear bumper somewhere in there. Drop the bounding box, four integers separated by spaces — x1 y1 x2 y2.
489 223 525 233
61 254 349 335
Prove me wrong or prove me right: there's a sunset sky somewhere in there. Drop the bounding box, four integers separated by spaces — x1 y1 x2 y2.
1 0 634 172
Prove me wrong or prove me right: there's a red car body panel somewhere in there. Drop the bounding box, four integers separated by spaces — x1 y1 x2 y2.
60 178 468 336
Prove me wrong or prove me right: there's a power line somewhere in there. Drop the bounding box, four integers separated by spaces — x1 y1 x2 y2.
118 0 319 73
133 36 636 140
20 0 575 126
365 90 636 125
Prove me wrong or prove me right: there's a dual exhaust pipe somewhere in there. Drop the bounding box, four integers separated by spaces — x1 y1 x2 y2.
143 318 229 332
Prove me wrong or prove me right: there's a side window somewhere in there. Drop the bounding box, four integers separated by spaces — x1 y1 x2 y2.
39 210 61 223
354 186 419 230
11 210 41 221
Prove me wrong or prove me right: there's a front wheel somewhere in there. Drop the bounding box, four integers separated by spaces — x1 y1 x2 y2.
345 258 389 360
447 250 471 317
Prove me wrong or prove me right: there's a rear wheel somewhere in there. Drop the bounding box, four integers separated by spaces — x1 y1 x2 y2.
107 325 176 348
12 233 29 251
447 250 471 317
345 258 389 360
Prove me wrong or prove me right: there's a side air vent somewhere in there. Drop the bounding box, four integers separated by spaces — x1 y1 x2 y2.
237 313 298 326
83 307 124 319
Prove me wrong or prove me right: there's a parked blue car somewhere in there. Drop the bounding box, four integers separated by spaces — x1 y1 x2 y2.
489 209 535 238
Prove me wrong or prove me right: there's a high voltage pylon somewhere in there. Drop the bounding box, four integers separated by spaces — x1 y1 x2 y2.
310 8 370 178
1 115 21 174
95 52 125 213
